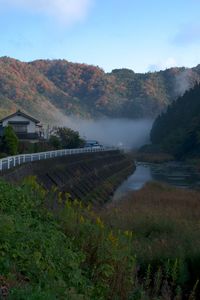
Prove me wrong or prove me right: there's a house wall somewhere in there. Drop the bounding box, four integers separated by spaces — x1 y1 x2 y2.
2 115 36 133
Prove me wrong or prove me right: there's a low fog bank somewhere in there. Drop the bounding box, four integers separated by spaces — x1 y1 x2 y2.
175 70 192 96
175 69 200 97
57 117 153 149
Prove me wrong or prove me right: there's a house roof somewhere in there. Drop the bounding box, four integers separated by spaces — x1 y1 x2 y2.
0 110 40 124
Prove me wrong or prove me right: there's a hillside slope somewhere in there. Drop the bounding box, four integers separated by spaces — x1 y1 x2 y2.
150 83 200 157
0 56 200 123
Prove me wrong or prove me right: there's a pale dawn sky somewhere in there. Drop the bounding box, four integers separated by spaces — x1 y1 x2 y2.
0 0 200 72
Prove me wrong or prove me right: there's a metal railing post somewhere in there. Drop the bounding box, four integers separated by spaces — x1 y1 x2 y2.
8 158 10 170
13 157 16 167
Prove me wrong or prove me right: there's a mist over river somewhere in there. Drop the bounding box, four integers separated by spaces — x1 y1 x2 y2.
113 161 200 200
58 117 153 149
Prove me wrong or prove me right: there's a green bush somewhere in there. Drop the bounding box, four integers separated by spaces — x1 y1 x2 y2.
48 135 61 150
49 127 85 149
19 141 54 154
18 141 35 154
0 178 135 299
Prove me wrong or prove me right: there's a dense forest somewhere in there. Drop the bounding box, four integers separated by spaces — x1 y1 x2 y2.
150 83 200 158
0 56 200 123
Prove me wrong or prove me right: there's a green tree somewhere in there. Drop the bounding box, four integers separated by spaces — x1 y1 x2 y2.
150 83 200 158
49 135 61 149
49 127 85 149
1 125 19 155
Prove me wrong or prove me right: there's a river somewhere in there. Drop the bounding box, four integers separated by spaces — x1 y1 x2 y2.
113 161 200 200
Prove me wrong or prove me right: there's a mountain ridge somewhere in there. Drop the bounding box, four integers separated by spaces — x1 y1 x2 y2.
0 56 200 123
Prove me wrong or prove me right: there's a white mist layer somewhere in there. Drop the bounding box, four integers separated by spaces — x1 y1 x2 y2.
56 117 153 149
175 69 192 96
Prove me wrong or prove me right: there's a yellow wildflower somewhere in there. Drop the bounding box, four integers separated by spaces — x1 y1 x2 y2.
52 186 58 193
65 193 71 201
108 231 118 246
124 230 129 237
80 216 85 223
96 217 104 229
58 192 62 204
124 230 133 238
73 199 79 207
65 200 71 208
87 204 91 211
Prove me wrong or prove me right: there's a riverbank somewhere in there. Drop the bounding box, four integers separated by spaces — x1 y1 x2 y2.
1 150 135 204
113 160 200 201
134 151 174 163
133 144 174 163
101 181 200 298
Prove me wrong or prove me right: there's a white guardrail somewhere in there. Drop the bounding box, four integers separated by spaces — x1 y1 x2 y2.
0 146 118 172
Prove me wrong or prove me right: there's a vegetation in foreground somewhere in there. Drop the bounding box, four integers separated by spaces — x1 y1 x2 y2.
0 178 199 299
0 178 134 299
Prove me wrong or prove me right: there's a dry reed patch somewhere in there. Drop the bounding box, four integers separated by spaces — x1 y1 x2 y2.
103 182 200 225
100 182 200 277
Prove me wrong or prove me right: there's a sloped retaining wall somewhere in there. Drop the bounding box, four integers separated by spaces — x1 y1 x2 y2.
1 150 135 203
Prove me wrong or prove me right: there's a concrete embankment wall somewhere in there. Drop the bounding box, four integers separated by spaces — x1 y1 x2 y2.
1 150 135 203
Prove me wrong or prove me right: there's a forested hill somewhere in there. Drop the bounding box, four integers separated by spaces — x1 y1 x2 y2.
0 56 200 123
150 83 200 158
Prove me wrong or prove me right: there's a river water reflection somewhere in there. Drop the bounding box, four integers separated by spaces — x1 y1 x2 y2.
113 161 200 200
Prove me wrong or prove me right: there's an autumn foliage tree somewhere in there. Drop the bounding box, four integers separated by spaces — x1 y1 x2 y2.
0 57 200 121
